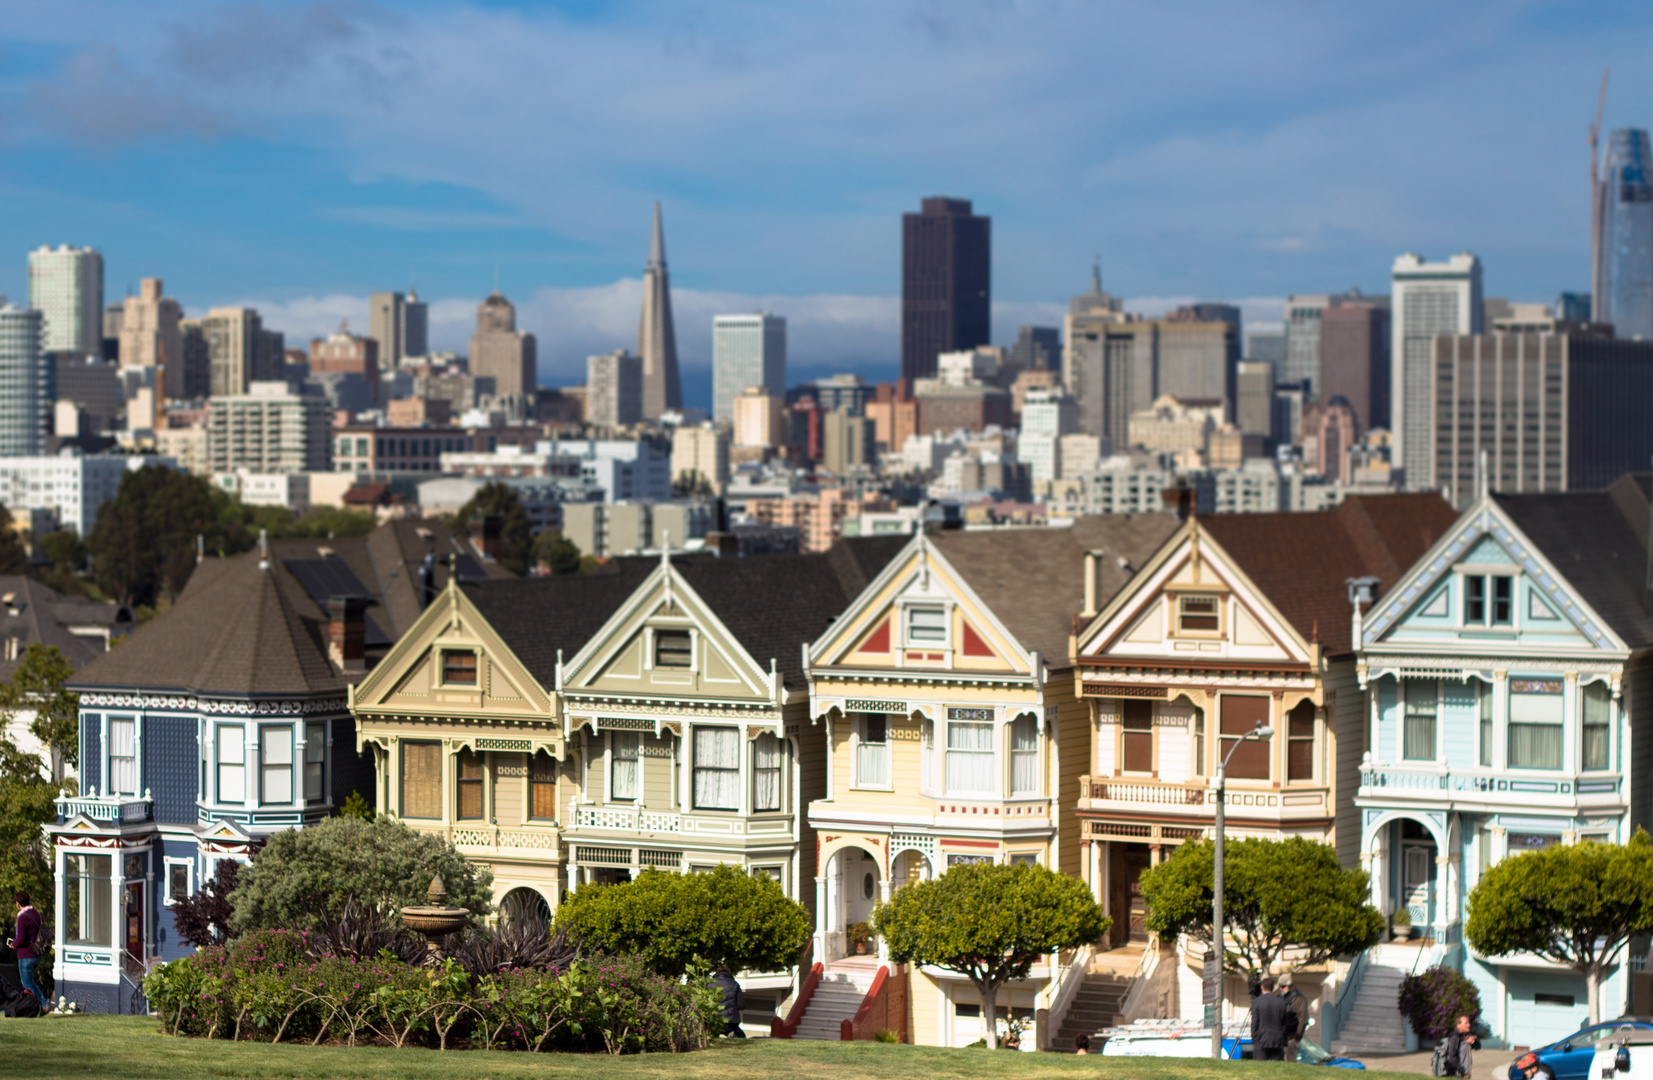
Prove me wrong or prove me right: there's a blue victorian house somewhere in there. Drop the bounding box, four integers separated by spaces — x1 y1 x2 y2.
1352 474 1653 1048
47 521 505 1013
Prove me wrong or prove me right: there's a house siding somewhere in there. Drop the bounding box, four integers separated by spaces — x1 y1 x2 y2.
1326 657 1363 869
147 715 197 824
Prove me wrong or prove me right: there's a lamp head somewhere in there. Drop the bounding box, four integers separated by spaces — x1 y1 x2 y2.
1255 724 1274 738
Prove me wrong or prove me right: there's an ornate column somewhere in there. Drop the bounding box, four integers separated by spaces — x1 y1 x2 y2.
814 872 829 962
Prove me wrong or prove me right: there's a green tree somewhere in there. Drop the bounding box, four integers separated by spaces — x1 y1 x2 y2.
230 814 493 933
557 864 811 978
39 530 87 572
533 531 584 575
0 506 29 575
0 735 65 992
672 470 716 500
0 644 79 784
449 482 531 576
1466 831 1653 1023
88 467 228 607
1139 836 1383 981
872 862 1106 1049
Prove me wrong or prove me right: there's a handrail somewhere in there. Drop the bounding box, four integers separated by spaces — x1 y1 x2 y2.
1323 947 1370 1046
842 964 891 1041
1044 944 1095 1049
772 961 823 1038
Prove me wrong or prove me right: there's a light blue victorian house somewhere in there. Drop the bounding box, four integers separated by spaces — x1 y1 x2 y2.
1353 474 1653 1047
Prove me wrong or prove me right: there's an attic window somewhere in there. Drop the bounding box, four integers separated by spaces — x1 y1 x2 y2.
655 631 693 668
1177 595 1220 633
905 606 947 645
442 651 478 685
316 546 335 558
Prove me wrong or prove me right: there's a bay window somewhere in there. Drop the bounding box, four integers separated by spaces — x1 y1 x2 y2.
108 716 138 796
692 726 740 810
944 711 995 795
216 724 245 803
1010 715 1038 796
1582 682 1612 771
260 725 293 804
854 713 890 788
304 722 325 802
1218 696 1270 780
529 751 558 820
1121 700 1152 773
611 732 640 800
457 749 483 819
1508 679 1563 769
1286 700 1315 781
753 732 782 811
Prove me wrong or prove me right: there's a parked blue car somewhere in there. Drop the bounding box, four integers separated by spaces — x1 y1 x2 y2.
1225 1036 1366 1069
1525 1020 1653 1080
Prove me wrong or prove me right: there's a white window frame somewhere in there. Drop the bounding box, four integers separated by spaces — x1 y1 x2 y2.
106 714 140 797
902 605 949 648
162 856 194 907
1009 714 1040 797
215 723 246 804
852 713 893 791
303 721 326 803
647 626 698 672
260 723 294 806
610 731 640 801
943 711 997 797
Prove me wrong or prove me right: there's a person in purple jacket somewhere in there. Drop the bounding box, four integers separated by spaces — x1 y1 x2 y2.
9 890 43 1008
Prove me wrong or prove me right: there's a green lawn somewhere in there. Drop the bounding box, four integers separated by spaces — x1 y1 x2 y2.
0 1015 1419 1080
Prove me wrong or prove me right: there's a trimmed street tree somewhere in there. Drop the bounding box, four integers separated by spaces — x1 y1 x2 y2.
230 814 493 932
1139 836 1383 980
1466 830 1653 1023
556 864 811 977
872 862 1107 1049
0 644 79 784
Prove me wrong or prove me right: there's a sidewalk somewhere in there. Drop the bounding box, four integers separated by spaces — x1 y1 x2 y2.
1359 1050 1512 1079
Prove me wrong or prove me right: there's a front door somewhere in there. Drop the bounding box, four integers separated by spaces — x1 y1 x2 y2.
844 848 880 952
1109 843 1153 947
1402 844 1433 927
124 882 144 963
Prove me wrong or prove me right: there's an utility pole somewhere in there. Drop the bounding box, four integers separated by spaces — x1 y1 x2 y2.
1210 719 1274 1060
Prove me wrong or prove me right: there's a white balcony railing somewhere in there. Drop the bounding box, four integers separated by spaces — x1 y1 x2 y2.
58 790 153 824
1359 762 1621 801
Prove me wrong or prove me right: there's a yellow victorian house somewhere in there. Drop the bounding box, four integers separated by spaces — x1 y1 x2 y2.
797 517 1178 1047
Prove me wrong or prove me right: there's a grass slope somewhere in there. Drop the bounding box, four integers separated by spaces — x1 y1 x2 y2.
1 1015 1415 1080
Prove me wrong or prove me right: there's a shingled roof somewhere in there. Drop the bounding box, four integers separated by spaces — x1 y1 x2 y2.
1199 493 1460 656
0 576 132 682
69 518 507 698
929 515 1181 665
1494 478 1653 649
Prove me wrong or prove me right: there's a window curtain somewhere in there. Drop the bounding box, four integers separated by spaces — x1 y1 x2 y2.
1403 681 1437 761
1010 716 1038 795
693 727 740 809
1509 688 1563 769
945 721 995 794
611 732 640 800
1582 683 1611 771
753 732 782 811
108 717 137 796
401 741 442 818
856 714 890 787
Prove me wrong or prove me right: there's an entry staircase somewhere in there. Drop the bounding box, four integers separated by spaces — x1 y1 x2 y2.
1329 943 1422 1055
790 960 879 1041
1053 971 1133 1049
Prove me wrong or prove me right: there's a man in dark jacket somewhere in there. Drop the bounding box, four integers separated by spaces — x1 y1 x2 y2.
10 891 43 1009
1279 974 1310 1062
712 965 745 1038
1443 1013 1479 1078
1250 977 1297 1061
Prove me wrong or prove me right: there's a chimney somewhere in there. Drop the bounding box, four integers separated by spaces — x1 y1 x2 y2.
327 595 368 674
469 514 504 560
704 531 739 557
1161 481 1197 521
1081 550 1102 619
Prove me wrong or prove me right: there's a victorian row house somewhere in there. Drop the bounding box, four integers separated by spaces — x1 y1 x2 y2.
1353 474 1653 1046
1069 494 1457 1028
50 521 503 1013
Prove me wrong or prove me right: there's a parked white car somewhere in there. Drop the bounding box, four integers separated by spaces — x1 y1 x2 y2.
1590 1030 1653 1080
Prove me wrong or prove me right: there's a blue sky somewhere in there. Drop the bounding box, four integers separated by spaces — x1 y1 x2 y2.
0 0 1649 405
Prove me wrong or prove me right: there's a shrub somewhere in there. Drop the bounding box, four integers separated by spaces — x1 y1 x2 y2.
1398 965 1481 1041
304 898 427 966
173 859 241 947
450 909 577 978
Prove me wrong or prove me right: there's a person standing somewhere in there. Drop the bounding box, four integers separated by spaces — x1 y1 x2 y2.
1250 977 1297 1061
10 891 43 1008
1444 1014 1480 1078
1279 974 1309 1062
712 964 746 1038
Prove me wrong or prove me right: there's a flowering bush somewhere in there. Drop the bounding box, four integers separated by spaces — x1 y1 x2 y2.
143 944 720 1053
1398 965 1481 1041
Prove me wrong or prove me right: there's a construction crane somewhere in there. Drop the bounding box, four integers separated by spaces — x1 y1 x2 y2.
1590 69 1609 323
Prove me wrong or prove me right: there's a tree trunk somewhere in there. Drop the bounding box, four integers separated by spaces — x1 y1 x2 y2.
978 976 1000 1050
1586 964 1600 1026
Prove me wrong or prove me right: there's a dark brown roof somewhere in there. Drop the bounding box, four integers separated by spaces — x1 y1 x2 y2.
463 558 659 684
69 518 508 698
930 516 1181 665
1199 493 1459 656
1494 482 1653 648
0 577 132 682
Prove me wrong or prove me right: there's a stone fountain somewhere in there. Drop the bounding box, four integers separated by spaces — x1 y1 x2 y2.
400 875 469 965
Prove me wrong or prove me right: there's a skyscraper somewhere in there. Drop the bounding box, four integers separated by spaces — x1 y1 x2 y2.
1391 252 1482 488
469 293 537 401
901 197 990 381
1009 326 1061 371
369 289 430 370
636 203 682 420
27 245 103 357
119 279 184 393
0 303 45 456
1320 301 1391 433
587 349 642 428
405 288 428 358
1593 129 1653 340
712 313 786 421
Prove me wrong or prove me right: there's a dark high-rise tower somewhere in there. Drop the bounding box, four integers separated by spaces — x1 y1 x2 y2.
637 202 682 419
901 197 990 381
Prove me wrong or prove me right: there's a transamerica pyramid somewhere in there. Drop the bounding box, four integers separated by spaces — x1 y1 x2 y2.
636 201 683 419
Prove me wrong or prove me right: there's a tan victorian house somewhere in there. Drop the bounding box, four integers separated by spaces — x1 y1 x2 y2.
1069 495 1456 1029
799 517 1178 1047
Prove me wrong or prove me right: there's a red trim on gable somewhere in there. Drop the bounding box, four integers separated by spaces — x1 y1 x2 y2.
856 616 891 654
961 621 995 658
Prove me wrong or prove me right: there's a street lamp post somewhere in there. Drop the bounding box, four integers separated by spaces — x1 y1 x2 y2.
1210 720 1274 1060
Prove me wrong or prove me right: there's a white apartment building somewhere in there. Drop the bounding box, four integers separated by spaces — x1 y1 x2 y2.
206 381 331 474
542 438 672 504
1391 252 1482 487
0 304 46 456
27 245 103 357
670 421 731 494
712 313 785 422
0 453 171 535
437 443 582 479
213 470 311 513
1017 387 1079 483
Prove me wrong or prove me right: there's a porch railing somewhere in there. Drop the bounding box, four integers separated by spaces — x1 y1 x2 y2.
1079 776 1208 806
57 792 153 824
841 964 908 1042
1360 765 1622 799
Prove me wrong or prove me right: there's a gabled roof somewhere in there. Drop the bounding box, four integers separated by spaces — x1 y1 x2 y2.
0 576 131 681
1198 493 1459 656
462 558 660 685
927 516 1180 664
1493 480 1653 648
69 518 506 698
